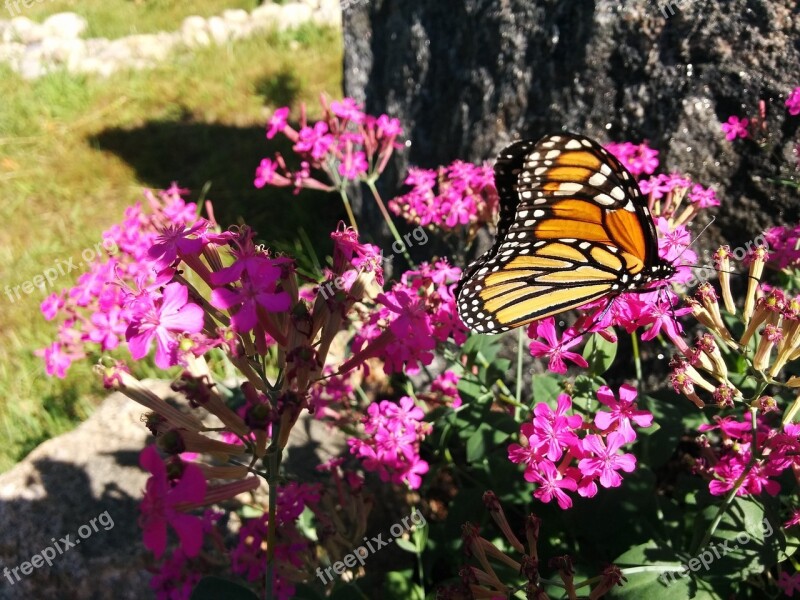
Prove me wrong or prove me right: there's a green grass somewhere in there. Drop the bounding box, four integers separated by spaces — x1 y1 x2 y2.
5 0 261 39
0 21 343 472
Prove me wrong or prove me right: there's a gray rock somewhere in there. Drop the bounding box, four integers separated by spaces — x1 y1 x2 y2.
278 2 314 30
180 15 211 47
206 16 229 45
41 12 87 40
343 0 800 245
0 384 153 599
7 16 42 44
0 379 345 599
250 3 283 28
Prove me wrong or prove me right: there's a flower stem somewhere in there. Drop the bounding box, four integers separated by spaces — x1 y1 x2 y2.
516 328 525 420
338 187 359 232
265 442 282 600
631 332 642 381
365 180 416 268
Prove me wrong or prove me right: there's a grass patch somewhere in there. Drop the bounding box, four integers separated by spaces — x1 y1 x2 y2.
0 22 343 472
5 0 261 39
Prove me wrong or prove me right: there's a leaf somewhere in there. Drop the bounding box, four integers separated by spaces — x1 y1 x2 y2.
610 542 718 600
582 331 617 375
190 577 259 600
466 429 487 462
385 570 425 600
531 373 562 406
395 537 418 553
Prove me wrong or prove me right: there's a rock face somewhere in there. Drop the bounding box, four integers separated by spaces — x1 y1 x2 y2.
343 0 800 245
0 381 344 599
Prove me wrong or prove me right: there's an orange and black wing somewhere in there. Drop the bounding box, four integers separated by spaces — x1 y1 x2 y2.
457 132 672 334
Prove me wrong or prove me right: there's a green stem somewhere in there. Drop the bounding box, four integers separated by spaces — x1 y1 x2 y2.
338 187 359 232
516 328 525 420
265 442 282 600
631 332 642 381
365 180 416 268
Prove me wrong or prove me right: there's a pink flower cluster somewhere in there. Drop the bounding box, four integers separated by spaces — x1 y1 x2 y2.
696 416 800 498
254 97 403 193
39 185 300 376
230 482 321 599
604 141 659 177
348 396 432 489
38 185 205 377
527 287 691 375
388 160 498 232
349 260 467 375
765 224 800 269
508 386 652 509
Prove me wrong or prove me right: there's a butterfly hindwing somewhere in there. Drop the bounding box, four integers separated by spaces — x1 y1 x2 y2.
457 132 674 334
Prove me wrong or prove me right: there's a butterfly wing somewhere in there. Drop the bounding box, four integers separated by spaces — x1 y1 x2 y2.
457 132 668 334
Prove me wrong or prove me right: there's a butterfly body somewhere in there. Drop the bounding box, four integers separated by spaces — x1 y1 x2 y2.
457 133 675 334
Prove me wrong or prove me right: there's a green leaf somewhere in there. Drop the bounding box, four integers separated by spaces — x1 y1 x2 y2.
610 542 717 600
385 570 424 600
531 373 562 406
466 429 487 462
240 504 264 519
395 537 419 553
583 331 617 375
190 577 259 600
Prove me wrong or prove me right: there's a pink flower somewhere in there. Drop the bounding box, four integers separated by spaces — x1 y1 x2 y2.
786 87 800 116
331 97 365 123
36 342 83 378
578 432 637 488
528 317 589 374
139 446 206 559
266 106 290 139
778 571 800 597
338 150 369 180
41 293 64 321
526 460 578 509
210 260 291 333
529 394 583 461
721 115 750 140
348 397 431 489
126 282 205 369
294 121 335 160
594 384 653 442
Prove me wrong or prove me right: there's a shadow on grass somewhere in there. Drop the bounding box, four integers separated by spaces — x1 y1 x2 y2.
89 120 346 257
255 67 303 108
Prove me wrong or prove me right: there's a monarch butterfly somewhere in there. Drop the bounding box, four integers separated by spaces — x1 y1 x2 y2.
456 132 676 334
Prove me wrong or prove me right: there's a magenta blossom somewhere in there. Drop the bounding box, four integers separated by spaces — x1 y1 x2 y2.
721 116 749 140
126 282 205 369
786 87 800 116
528 317 589 374
594 384 653 443
578 432 637 488
139 445 206 559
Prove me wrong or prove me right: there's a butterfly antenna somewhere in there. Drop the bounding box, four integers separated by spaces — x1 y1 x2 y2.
674 215 716 265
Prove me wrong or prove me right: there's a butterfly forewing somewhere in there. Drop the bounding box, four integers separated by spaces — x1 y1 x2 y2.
457 132 675 334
